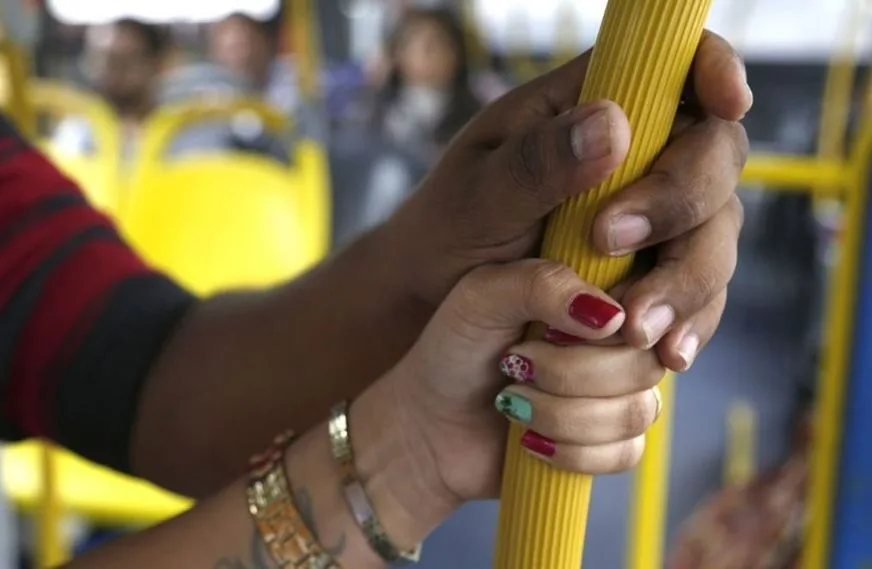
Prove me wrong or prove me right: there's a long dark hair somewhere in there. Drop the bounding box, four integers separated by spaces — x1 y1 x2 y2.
373 7 481 146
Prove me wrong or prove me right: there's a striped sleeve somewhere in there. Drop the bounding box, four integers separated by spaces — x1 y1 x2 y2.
0 114 196 473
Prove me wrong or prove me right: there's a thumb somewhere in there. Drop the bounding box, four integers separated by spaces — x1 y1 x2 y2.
434 260 625 350
486 100 630 229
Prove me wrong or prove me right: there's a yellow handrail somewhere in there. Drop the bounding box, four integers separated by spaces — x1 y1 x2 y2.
494 1 713 567
286 0 321 100
800 65 872 569
725 401 757 487
815 0 866 198
0 38 72 569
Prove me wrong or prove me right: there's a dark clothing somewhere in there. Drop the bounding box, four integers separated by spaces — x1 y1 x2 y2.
0 113 194 473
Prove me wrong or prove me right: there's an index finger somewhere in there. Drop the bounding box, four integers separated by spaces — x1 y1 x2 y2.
690 31 754 121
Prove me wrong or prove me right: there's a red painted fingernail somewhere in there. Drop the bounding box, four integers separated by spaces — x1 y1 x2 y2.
499 353 535 383
543 327 585 345
568 293 622 329
521 430 556 458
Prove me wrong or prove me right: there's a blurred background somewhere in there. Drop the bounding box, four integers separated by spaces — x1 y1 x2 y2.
0 0 869 567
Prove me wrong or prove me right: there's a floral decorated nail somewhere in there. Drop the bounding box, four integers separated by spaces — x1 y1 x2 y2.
499 353 535 383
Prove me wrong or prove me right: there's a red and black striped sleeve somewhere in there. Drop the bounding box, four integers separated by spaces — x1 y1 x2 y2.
0 114 195 473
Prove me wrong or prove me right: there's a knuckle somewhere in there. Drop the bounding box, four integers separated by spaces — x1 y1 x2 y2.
622 392 655 436
452 266 492 308
637 354 668 390
727 194 746 231
507 128 557 204
651 169 710 230
727 121 750 168
545 351 581 396
688 265 720 306
521 260 576 314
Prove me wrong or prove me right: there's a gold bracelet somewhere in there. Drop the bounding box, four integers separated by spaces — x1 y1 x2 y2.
328 401 422 565
247 430 342 569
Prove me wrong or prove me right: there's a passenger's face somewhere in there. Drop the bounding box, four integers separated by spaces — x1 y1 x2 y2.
209 18 272 87
85 25 158 112
396 18 459 89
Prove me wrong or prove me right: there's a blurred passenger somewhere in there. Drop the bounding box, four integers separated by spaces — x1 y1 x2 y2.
53 19 167 161
207 12 300 117
370 7 482 161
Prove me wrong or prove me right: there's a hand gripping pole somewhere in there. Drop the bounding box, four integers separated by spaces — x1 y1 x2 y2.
493 1 714 567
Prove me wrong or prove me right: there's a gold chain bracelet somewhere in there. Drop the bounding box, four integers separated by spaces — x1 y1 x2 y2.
247 430 342 569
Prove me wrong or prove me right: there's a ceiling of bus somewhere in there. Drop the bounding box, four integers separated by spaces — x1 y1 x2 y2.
45 0 279 25
44 0 872 61
473 0 872 61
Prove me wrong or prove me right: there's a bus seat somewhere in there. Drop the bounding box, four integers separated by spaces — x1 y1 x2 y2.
122 154 316 296
30 81 123 216
39 143 119 214
127 99 329 260
2 441 190 526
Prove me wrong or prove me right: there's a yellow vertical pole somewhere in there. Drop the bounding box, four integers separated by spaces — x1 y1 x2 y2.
459 0 489 72
625 373 675 569
286 0 320 100
724 401 757 486
36 442 66 569
493 1 714 568
1 34 69 569
815 0 865 197
506 10 539 82
801 67 872 569
552 2 582 70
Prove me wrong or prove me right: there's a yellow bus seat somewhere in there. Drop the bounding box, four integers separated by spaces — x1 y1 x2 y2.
294 138 331 254
30 81 123 216
122 154 316 296
129 98 329 259
2 441 190 526
39 143 118 214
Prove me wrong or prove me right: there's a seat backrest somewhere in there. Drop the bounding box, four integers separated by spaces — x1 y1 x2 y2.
30 80 123 215
128 98 330 257
39 145 119 213
122 154 316 295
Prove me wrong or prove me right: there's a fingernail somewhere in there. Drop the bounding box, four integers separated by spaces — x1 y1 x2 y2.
521 430 556 458
642 305 675 347
735 56 753 115
608 215 652 254
652 386 663 422
500 353 535 383
571 109 612 161
495 390 533 424
677 332 700 370
569 293 622 329
544 327 585 346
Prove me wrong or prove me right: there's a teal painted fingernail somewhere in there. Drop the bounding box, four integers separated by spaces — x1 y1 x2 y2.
495 391 533 424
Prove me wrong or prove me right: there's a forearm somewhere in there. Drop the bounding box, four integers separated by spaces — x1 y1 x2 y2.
68 381 451 569
131 224 435 497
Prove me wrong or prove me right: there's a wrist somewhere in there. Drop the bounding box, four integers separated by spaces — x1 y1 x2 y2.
350 377 460 551
379 204 450 310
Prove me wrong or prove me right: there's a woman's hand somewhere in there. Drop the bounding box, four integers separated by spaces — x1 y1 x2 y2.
387 31 748 370
374 259 693 513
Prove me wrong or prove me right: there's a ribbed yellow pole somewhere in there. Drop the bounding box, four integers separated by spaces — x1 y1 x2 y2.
493 2 714 568
625 373 675 569
724 401 757 487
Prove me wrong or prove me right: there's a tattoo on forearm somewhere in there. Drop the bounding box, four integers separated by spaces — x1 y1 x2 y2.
294 486 347 557
212 529 277 569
